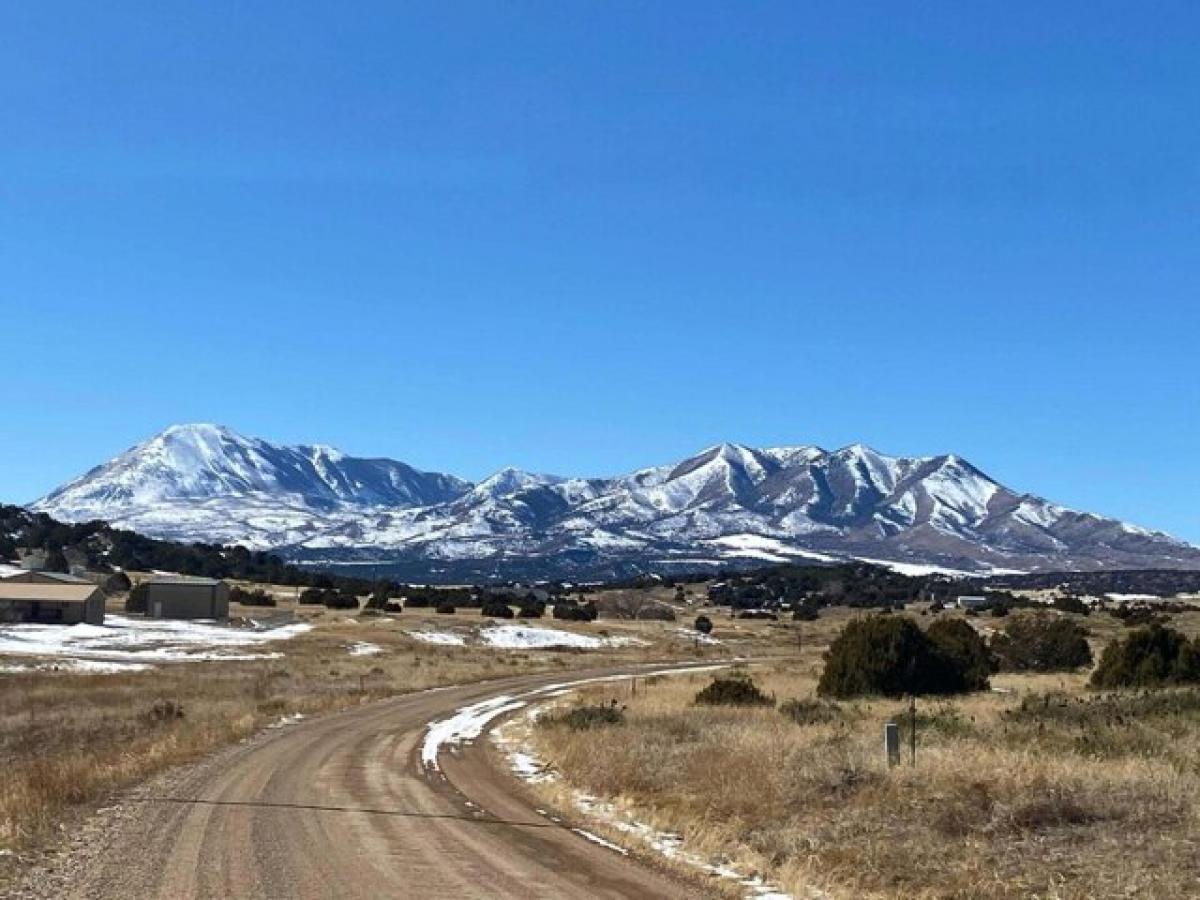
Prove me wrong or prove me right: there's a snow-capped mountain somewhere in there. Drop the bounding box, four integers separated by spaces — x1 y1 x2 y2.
30 424 1200 581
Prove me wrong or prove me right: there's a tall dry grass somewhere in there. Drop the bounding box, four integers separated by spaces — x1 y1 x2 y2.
528 614 1200 899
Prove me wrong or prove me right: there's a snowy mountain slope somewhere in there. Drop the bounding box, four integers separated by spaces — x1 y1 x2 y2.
33 424 469 523
30 425 1200 577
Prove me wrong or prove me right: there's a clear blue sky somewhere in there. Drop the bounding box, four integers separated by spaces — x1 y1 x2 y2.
2 2 1197 541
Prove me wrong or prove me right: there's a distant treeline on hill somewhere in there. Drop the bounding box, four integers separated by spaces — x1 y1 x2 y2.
985 569 1200 597
0 506 584 601
697 563 949 611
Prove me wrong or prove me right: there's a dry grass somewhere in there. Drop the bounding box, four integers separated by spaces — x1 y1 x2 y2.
0 597 783 886
526 608 1200 899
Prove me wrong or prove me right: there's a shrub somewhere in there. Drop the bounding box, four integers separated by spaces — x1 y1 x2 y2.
990 613 1093 672
926 619 995 691
435 601 456 615
553 600 598 622
817 616 973 698
1090 625 1200 689
229 586 276 607
299 587 326 605
1052 595 1090 616
324 591 360 610
736 610 778 620
104 571 133 593
125 583 148 613
694 615 713 635
779 697 840 726
694 672 773 707
144 699 184 723
515 593 546 618
1111 603 1167 628
542 703 625 730
481 599 515 619
792 601 820 622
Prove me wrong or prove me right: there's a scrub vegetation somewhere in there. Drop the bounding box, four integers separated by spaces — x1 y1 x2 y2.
524 605 1200 899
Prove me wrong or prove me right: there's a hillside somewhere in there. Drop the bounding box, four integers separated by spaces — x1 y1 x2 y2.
31 424 1200 581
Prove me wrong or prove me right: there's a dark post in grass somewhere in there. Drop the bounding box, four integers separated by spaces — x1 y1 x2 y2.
909 695 917 766
884 721 900 767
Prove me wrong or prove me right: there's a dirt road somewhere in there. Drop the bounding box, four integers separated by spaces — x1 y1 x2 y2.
22 665 714 899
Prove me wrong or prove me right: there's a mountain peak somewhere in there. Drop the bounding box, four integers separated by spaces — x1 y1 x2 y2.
472 467 562 499
30 431 1199 575
33 424 469 520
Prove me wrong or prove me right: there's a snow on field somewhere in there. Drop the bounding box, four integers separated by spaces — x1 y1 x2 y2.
480 625 646 650
347 641 383 656
673 627 720 645
1106 593 1161 602
406 630 467 646
0 615 312 670
407 624 647 650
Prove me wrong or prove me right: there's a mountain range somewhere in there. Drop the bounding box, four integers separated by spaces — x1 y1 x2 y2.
30 423 1200 581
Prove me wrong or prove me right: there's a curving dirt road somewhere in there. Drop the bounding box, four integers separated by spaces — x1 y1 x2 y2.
24 665 716 900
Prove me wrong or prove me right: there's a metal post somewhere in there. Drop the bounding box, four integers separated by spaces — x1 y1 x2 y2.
909 696 917 766
884 722 900 767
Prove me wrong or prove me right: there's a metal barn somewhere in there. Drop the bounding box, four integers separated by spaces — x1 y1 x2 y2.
141 577 230 619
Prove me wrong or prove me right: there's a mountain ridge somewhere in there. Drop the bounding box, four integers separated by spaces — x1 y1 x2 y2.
30 423 1200 580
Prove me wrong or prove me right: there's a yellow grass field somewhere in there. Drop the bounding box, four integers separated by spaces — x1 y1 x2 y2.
520 606 1200 899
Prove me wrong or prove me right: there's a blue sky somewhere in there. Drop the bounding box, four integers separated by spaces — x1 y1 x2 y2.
1 2 1197 541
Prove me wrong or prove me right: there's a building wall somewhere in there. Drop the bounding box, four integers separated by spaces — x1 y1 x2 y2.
0 594 104 626
84 590 106 626
145 583 229 619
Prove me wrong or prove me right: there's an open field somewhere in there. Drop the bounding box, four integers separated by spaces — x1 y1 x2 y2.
514 605 1200 899
0 584 791 888
11 576 1200 898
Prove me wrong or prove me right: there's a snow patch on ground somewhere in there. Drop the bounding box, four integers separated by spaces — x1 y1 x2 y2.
406 630 467 646
347 641 383 656
571 827 630 855
0 615 312 669
421 695 527 770
268 713 306 729
480 625 647 650
673 627 721 645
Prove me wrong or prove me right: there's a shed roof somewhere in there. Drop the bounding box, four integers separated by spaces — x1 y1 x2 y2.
1 571 92 584
145 576 224 586
0 583 102 603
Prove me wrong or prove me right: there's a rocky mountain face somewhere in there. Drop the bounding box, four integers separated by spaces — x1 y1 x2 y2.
31 424 1200 581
